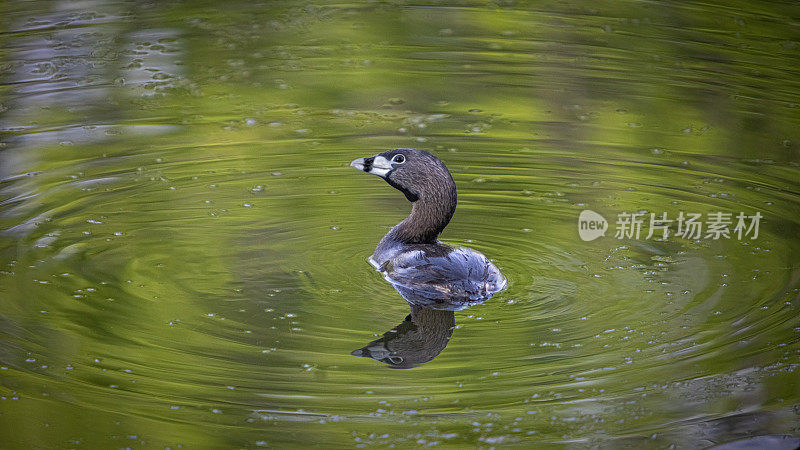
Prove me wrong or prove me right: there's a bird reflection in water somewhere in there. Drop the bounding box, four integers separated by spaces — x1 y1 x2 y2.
351 305 454 369
349 149 506 368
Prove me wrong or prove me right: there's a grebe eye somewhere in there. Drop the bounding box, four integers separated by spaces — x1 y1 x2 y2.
392 154 406 164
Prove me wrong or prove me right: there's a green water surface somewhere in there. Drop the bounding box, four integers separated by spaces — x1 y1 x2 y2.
1 0 799 448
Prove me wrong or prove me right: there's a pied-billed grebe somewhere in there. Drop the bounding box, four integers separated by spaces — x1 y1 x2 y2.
351 148 506 309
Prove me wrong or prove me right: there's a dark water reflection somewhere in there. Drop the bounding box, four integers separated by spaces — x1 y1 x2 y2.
352 305 455 369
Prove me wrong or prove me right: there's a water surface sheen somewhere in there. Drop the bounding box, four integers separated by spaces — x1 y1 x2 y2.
1 1 799 447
